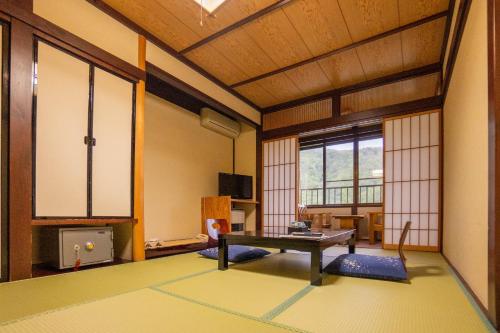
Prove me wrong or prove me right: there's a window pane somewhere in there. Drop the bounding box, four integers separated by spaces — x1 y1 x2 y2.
359 138 383 204
300 147 323 205
326 142 353 204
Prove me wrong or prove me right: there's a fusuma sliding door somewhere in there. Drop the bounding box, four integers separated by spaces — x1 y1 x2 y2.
262 137 298 234
34 40 135 219
35 41 89 217
383 110 440 251
92 68 134 217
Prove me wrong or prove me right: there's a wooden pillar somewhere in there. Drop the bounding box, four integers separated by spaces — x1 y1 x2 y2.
133 35 146 261
9 18 33 280
488 0 500 327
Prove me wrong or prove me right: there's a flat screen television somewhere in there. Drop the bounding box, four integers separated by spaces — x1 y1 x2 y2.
218 173 253 199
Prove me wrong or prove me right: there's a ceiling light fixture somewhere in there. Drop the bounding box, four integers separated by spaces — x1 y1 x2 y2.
193 0 226 25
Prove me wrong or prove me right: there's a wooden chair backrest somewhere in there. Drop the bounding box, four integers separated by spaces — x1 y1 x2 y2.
399 221 411 271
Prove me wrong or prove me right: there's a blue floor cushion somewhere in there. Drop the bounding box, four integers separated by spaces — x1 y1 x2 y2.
324 253 408 281
198 245 271 263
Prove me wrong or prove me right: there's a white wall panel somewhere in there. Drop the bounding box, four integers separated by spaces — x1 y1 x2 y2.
411 148 420 180
430 146 440 179
393 150 402 181
420 114 430 146
420 147 430 180
402 182 411 213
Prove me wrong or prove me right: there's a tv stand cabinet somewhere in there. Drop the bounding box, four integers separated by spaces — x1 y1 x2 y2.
201 196 259 234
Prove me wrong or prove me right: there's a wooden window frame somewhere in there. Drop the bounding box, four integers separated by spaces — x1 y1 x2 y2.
299 130 383 210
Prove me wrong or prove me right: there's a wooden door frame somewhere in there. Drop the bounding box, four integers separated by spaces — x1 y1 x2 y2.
488 0 500 328
0 19 10 282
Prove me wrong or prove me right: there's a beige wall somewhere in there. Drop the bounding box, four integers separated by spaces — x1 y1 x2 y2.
144 93 233 241
146 41 261 125
443 0 488 308
234 124 257 230
33 0 138 65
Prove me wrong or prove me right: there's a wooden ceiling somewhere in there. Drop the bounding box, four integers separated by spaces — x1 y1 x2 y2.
100 0 450 109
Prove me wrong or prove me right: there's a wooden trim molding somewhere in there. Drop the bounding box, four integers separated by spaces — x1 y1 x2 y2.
0 0 145 82
231 11 448 89
382 244 438 252
263 96 443 140
443 254 491 326
86 0 262 112
32 218 137 226
442 0 472 100
133 35 146 262
179 0 294 54
488 0 500 328
146 62 259 128
263 63 442 114
9 18 33 281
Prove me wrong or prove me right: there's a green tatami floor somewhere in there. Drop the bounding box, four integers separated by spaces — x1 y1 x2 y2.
0 247 494 333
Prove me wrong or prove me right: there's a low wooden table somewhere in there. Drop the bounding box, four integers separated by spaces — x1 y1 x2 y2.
218 229 356 286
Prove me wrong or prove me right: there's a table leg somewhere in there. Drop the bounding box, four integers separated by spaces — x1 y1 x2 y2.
310 248 323 286
280 249 287 253
348 234 356 254
218 238 228 270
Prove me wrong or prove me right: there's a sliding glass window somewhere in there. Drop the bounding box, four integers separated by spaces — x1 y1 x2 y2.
300 147 323 205
326 142 353 205
300 135 383 207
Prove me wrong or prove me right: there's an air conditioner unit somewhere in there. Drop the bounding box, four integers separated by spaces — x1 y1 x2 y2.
200 107 240 138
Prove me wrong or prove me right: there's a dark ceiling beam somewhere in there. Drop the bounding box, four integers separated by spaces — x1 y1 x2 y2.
231 10 449 89
180 0 294 54
262 96 443 140
263 62 442 113
86 0 263 112
146 62 259 128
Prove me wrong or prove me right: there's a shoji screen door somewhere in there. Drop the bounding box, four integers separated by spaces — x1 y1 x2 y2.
384 110 440 251
262 137 298 234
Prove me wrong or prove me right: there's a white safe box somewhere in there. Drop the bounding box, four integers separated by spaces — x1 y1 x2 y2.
43 227 114 269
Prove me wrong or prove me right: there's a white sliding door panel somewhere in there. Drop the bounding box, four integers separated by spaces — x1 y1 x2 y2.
263 137 298 234
92 68 133 216
384 111 440 250
35 42 89 217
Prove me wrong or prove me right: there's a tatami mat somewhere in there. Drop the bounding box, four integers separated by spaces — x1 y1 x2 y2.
0 248 493 333
0 253 217 323
156 263 309 317
273 250 491 333
0 289 294 333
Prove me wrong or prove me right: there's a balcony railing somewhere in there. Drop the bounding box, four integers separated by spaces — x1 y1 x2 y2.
300 178 383 206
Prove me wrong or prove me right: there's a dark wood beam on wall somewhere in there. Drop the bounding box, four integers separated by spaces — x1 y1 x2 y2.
263 62 442 114
262 96 443 140
231 10 448 89
439 0 457 69
442 0 472 100
9 18 34 281
179 0 294 54
146 62 259 128
86 0 262 112
488 0 500 328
